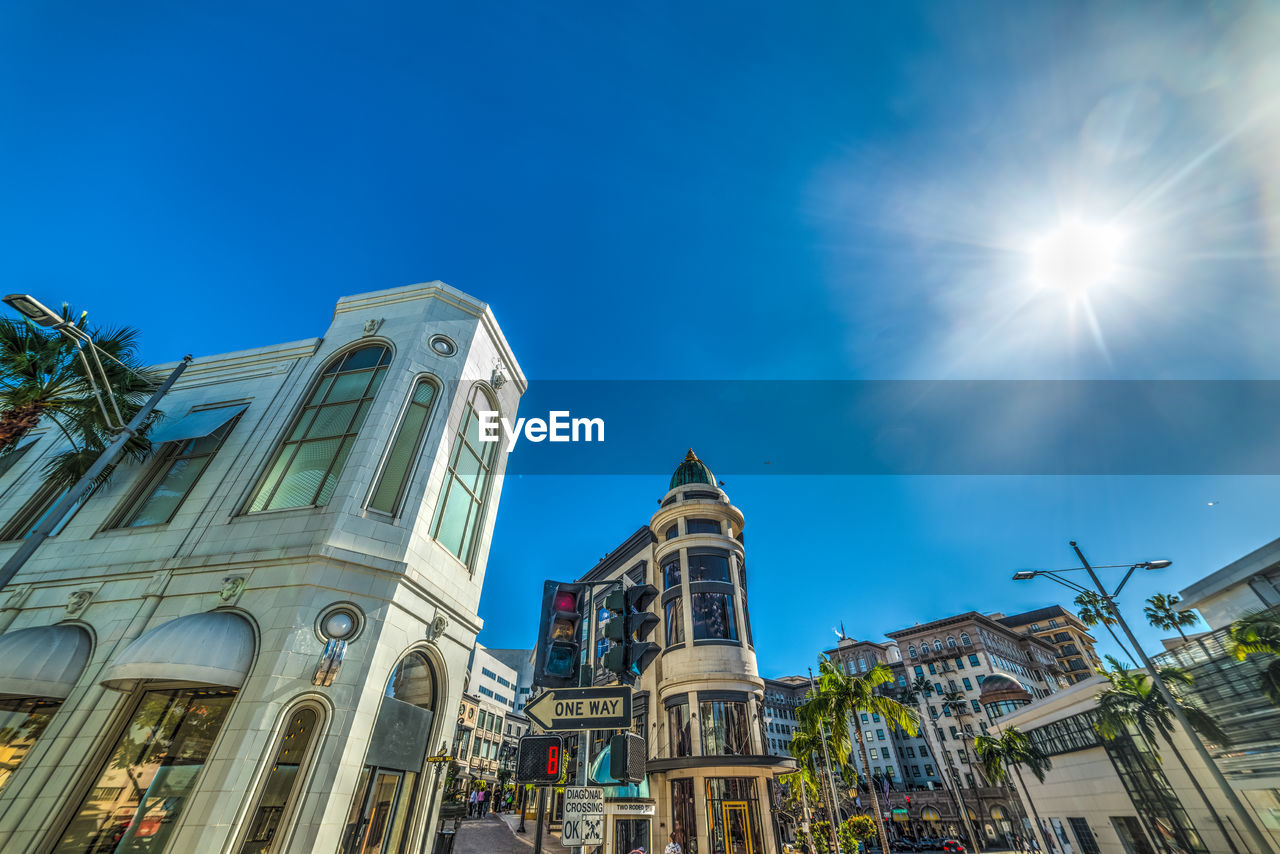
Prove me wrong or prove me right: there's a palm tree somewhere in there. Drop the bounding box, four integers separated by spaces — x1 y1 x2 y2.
0 308 158 491
1227 609 1280 707
1074 591 1136 663
904 678 980 850
973 727 1051 853
1095 656 1239 854
1144 593 1201 646
806 656 919 854
787 721 826 853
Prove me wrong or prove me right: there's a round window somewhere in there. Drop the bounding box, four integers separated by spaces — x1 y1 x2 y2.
429 335 457 357
316 603 364 642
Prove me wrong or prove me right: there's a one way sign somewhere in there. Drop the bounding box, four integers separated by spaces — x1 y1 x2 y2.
524 686 632 732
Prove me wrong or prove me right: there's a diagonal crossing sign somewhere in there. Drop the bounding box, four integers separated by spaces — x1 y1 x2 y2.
524 685 632 732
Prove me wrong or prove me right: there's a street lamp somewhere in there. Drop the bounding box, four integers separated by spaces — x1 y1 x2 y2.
0 295 192 591
4 293 127 429
1013 542 1268 854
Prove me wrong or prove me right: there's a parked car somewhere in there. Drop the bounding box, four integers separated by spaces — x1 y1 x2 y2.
942 840 966 853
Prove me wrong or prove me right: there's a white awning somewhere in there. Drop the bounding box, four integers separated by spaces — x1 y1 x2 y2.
0 624 92 699
101 610 255 692
147 404 247 446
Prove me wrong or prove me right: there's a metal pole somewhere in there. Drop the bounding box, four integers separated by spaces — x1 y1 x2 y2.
0 355 191 592
809 667 843 854
533 787 547 854
1071 542 1273 854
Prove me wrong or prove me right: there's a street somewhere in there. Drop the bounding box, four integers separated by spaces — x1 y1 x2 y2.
452 812 562 854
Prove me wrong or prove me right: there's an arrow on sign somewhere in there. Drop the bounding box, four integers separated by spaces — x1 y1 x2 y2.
524 686 632 732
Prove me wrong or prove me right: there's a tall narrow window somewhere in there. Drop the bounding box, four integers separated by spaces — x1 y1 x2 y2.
111 410 242 528
247 345 391 513
239 707 321 854
668 701 692 757
431 386 498 564
368 379 438 515
0 479 90 541
665 598 685 646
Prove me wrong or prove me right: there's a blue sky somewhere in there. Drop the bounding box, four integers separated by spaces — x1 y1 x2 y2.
3 1 1280 676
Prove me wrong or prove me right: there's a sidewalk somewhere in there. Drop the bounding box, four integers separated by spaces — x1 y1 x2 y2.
451 812 563 854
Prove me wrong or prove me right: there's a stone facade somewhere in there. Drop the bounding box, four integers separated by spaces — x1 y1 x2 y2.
0 282 524 854
573 450 795 854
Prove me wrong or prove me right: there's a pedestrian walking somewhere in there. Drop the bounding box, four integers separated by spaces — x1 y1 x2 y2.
468 788 478 817
665 830 683 854
478 787 488 817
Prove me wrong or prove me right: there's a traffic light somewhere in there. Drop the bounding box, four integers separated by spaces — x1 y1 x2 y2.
534 581 585 688
516 734 564 784
600 583 660 682
609 732 646 784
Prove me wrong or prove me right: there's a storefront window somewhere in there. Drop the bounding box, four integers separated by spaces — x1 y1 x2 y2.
55 687 237 853
705 778 762 854
668 702 692 757
687 551 730 582
671 778 698 854
239 707 321 854
0 697 61 793
691 592 737 641
699 701 750 756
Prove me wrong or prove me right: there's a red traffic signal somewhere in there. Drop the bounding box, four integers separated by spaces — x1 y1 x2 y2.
534 581 585 688
516 734 565 784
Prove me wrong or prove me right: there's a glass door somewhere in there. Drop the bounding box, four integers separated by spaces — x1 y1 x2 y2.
342 768 408 854
721 802 754 854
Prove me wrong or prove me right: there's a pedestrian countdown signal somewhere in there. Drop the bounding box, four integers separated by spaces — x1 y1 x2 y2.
515 734 565 784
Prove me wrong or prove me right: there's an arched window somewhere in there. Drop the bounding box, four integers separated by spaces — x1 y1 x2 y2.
238 704 323 854
960 632 971 647
908 645 917 658
248 345 391 512
368 378 439 516
933 640 943 652
947 636 957 649
387 650 437 710
431 386 499 565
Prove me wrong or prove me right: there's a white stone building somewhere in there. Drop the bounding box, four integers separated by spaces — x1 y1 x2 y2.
0 282 524 853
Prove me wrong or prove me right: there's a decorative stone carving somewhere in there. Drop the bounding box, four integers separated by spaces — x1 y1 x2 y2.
219 575 247 604
65 589 94 618
362 318 384 336
428 614 449 642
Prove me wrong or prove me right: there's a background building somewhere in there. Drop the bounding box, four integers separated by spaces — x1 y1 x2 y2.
486 647 534 714
467 644 519 712
572 450 795 854
0 282 524 853
993 606 1102 684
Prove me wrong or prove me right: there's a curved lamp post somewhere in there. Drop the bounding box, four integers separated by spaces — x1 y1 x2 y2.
0 294 191 592
1014 542 1268 854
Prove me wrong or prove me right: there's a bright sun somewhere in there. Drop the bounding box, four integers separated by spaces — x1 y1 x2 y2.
1030 220 1125 293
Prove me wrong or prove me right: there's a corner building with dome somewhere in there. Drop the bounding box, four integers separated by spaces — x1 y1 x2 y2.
576 450 795 854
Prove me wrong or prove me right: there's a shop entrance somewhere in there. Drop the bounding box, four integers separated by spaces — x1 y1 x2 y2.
342 767 416 854
722 802 754 854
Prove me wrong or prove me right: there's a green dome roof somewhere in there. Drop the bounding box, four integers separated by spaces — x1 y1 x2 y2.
670 449 717 490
